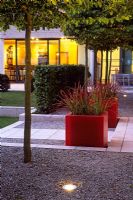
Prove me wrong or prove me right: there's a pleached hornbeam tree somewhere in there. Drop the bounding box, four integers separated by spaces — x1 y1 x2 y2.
0 0 82 163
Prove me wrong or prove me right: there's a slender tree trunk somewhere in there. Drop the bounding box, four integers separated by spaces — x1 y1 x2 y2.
105 50 109 84
24 12 32 163
84 42 89 95
108 50 112 82
94 49 97 85
100 50 103 83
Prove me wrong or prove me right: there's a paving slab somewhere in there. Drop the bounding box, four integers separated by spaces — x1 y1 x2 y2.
1 117 133 153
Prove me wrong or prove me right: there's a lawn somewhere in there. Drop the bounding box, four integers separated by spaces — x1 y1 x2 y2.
0 117 19 128
0 91 36 107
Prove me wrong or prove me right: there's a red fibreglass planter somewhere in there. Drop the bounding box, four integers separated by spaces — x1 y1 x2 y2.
108 98 118 128
65 112 108 147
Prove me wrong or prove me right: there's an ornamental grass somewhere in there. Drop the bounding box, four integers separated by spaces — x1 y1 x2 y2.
58 83 112 115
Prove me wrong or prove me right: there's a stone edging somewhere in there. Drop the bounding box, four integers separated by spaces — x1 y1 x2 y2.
19 113 65 122
0 106 34 117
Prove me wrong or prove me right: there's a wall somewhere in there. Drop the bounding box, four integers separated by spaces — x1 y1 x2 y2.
0 39 4 74
2 26 64 39
78 45 85 65
78 45 94 82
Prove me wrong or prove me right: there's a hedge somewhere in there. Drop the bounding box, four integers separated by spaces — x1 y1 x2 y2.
0 74 10 92
34 64 89 114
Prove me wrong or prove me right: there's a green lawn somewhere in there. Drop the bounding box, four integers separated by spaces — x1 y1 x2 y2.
0 117 19 128
0 91 36 107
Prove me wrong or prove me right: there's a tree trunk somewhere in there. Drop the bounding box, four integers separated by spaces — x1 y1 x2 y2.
94 49 97 85
108 50 112 82
105 50 109 84
24 12 32 163
84 41 89 96
100 50 103 83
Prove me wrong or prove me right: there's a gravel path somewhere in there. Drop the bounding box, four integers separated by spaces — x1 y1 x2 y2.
2 147 133 200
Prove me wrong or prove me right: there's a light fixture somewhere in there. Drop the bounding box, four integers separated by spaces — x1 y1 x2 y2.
62 183 77 192
123 94 127 97
31 37 35 40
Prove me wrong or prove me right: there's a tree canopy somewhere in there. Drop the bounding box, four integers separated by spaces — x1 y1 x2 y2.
0 0 79 163
60 0 133 83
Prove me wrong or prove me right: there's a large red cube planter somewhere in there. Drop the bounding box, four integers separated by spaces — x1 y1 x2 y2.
108 99 118 128
65 112 108 147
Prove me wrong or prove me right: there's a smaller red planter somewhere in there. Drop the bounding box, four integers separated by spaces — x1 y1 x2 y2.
108 98 118 128
65 112 108 147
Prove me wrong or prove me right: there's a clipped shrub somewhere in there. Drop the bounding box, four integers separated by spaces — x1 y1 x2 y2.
34 64 89 113
31 76 35 93
0 74 10 92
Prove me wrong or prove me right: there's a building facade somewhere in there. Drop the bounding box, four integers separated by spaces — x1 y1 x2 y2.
0 26 133 82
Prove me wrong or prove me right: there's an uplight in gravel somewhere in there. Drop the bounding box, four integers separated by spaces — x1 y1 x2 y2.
62 184 77 192
123 94 127 97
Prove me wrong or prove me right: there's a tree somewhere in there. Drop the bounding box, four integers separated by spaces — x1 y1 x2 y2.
61 0 131 84
0 0 75 163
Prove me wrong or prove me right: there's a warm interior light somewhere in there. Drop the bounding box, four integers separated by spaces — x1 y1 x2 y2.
123 94 127 97
31 37 35 40
62 184 77 192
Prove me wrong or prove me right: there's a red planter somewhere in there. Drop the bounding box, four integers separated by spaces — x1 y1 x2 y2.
65 112 108 147
108 98 118 128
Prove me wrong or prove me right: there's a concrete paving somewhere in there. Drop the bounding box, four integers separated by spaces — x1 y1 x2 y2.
1 84 133 153
9 83 25 91
1 117 133 153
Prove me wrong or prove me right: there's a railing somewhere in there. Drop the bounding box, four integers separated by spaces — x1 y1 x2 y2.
112 74 133 86
5 65 35 82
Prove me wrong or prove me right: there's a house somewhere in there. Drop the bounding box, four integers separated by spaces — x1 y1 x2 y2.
0 26 133 83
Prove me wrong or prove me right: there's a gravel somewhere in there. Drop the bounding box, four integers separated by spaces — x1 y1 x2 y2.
1 147 133 200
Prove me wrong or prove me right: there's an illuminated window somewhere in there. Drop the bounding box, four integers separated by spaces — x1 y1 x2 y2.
4 40 16 67
17 40 25 65
31 40 48 65
97 48 120 81
4 38 78 69
49 40 59 65
60 39 78 64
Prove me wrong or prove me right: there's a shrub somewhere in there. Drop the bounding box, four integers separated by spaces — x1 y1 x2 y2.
31 76 35 93
34 65 89 113
58 83 109 115
0 74 10 92
58 84 89 115
88 82 121 98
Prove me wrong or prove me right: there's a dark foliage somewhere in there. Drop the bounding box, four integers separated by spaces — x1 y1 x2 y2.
0 74 10 92
34 65 90 113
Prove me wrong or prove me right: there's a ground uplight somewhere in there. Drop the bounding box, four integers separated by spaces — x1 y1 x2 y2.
62 183 77 192
123 94 127 97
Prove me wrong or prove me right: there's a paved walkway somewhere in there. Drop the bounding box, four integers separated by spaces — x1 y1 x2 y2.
9 83 24 91
1 84 133 153
1 117 133 153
